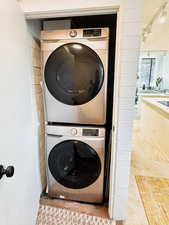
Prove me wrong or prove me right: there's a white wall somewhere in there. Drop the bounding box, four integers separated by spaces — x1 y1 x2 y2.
0 1 41 225
26 19 48 190
141 22 169 51
108 0 142 220
19 0 142 221
26 19 41 126
141 0 169 51
27 19 41 39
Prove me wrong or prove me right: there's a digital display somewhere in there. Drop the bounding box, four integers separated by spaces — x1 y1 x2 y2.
82 129 99 136
83 29 101 37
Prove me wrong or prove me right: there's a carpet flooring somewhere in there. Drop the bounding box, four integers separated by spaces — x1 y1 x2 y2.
36 204 115 225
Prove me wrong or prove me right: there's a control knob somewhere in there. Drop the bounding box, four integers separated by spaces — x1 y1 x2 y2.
71 128 77 136
69 30 77 38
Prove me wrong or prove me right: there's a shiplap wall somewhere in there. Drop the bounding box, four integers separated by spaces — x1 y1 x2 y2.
32 38 46 190
109 0 142 220
27 20 47 190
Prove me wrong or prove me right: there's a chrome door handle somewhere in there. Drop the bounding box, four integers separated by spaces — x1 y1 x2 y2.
0 165 14 179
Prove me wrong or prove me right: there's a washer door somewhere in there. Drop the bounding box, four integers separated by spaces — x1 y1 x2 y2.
45 43 104 105
48 140 101 189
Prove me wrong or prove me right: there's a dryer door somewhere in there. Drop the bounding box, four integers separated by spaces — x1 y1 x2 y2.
45 43 104 105
48 140 101 189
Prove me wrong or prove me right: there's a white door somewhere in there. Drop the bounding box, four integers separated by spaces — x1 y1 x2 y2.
0 1 41 225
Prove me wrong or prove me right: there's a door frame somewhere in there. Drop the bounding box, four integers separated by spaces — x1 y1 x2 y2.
24 3 141 221
26 5 122 219
24 6 119 19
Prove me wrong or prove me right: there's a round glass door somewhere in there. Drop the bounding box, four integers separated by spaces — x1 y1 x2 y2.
48 140 101 189
45 43 104 105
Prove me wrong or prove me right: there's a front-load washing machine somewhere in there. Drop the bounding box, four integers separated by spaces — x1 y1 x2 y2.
41 28 109 125
46 125 105 203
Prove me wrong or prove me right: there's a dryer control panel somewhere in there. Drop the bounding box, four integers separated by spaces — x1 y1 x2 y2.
82 128 99 136
83 29 101 37
41 28 109 41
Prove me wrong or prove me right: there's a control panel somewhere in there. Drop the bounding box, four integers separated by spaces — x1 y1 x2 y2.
46 125 105 137
83 29 101 37
82 129 99 136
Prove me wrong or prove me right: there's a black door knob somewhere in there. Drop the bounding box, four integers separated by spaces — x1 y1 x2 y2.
0 165 14 179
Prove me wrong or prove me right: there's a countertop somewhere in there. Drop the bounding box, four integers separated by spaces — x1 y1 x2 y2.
143 97 169 119
138 92 169 97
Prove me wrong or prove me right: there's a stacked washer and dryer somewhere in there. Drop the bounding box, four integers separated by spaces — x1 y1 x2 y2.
41 28 109 203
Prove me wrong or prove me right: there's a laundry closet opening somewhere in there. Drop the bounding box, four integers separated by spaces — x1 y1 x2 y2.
34 13 117 218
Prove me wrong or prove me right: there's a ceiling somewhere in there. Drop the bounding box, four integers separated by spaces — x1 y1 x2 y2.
142 0 169 51
19 0 169 50
143 0 165 25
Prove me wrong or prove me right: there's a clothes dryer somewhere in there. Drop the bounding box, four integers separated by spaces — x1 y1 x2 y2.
41 28 109 125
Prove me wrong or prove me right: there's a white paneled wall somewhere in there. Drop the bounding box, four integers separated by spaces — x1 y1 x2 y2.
111 0 142 220
27 20 47 190
32 38 47 190
21 0 142 221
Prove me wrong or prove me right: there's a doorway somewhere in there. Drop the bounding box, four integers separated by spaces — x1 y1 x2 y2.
39 13 117 218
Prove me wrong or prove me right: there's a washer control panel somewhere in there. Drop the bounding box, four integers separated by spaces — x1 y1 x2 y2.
46 125 105 137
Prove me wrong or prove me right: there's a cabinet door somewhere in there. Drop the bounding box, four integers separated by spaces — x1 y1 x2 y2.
0 1 40 225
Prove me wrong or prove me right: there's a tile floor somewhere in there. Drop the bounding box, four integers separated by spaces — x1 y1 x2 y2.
135 176 169 225
125 119 169 225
